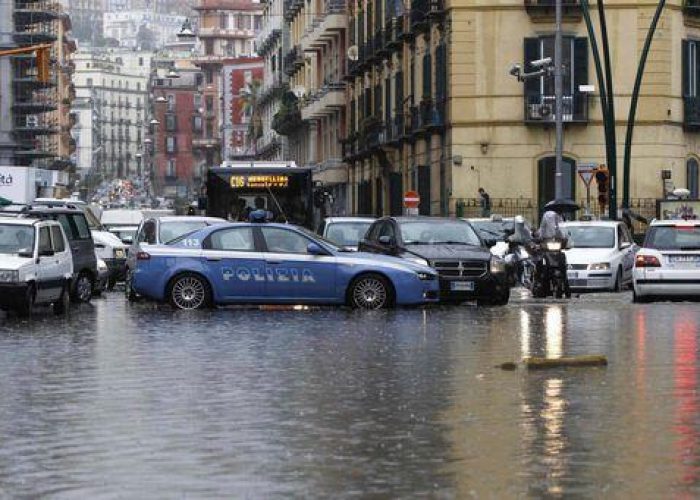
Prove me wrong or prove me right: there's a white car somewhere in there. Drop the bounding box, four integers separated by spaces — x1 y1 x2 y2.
318 216 375 250
561 220 637 291
633 219 700 302
0 218 73 316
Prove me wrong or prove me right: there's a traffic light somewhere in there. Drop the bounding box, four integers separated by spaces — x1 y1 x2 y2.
35 46 50 83
595 166 609 209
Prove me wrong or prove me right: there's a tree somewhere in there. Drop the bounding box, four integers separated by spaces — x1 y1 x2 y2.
240 79 263 152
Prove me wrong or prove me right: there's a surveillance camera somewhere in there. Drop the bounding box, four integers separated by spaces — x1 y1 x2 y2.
508 64 521 77
529 57 552 69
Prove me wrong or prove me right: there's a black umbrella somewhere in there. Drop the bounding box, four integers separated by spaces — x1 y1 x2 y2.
543 198 580 213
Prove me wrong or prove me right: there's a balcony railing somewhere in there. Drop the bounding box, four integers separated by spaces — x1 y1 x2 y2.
524 93 588 124
524 0 581 19
283 45 304 76
684 96 700 128
410 0 430 31
685 1 700 17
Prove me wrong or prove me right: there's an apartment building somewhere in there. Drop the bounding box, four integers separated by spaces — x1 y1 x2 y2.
274 0 350 213
193 0 263 168
340 1 700 218
103 11 187 49
72 50 152 179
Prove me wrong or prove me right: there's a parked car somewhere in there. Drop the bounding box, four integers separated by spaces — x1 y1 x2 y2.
108 225 139 245
4 205 99 302
318 217 375 249
358 217 510 305
561 220 637 292
467 215 532 258
132 223 439 310
101 209 145 231
0 218 73 316
633 219 700 302
125 216 227 299
32 198 128 289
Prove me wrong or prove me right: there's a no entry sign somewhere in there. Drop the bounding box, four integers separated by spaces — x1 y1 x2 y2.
404 190 420 208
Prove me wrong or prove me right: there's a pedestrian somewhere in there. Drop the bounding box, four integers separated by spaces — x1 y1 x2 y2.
248 197 273 223
478 188 491 217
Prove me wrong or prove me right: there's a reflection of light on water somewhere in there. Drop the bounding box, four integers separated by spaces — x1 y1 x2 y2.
520 310 531 358
545 306 563 359
635 310 646 389
543 378 566 495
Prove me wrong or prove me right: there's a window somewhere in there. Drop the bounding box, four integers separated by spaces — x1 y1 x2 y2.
38 227 52 254
193 115 203 132
166 136 176 153
165 114 176 131
139 221 156 244
167 159 176 177
378 222 395 240
688 157 699 198
51 226 65 252
160 221 209 244
139 57 143 66
167 95 175 112
194 94 202 109
137 82 141 91
209 227 256 251
205 40 214 55
87 77 93 86
56 214 76 240
261 227 313 254
244 70 252 85
71 215 91 240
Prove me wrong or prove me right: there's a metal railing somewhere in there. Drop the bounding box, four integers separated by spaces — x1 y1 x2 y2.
524 93 588 123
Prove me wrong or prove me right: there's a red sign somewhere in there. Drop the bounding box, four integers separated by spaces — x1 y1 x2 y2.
404 190 420 208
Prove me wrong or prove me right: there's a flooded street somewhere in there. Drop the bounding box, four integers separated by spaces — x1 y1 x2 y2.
0 292 699 497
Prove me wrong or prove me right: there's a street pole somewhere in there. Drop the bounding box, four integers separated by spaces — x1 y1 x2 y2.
554 0 564 199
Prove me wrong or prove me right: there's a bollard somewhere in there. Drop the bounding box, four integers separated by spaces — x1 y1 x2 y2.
523 355 608 369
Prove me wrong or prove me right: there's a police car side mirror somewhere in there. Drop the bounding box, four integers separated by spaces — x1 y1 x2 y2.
307 243 325 255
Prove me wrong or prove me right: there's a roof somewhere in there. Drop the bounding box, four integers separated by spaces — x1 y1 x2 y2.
561 220 622 228
154 216 228 224
324 217 375 224
650 219 700 226
0 218 41 226
387 216 469 223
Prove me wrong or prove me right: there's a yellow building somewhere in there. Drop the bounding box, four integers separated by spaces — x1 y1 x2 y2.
344 0 700 221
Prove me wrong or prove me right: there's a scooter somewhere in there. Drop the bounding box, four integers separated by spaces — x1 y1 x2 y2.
527 238 571 299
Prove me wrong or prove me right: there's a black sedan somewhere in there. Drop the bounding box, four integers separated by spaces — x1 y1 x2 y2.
359 217 509 305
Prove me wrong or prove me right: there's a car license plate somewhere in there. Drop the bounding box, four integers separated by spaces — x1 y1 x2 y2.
567 271 578 279
115 249 125 259
669 255 700 265
451 281 474 291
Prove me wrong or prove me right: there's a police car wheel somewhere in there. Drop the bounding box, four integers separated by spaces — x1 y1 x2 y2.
349 274 392 310
168 273 211 310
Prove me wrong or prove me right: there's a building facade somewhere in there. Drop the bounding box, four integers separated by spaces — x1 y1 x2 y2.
193 0 263 169
340 1 700 220
222 57 264 160
103 11 187 49
64 0 105 43
72 50 152 180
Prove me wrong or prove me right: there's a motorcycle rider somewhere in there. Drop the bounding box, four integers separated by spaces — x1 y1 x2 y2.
531 207 571 298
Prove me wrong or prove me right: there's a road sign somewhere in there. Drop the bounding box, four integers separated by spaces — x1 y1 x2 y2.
577 163 597 187
404 190 420 208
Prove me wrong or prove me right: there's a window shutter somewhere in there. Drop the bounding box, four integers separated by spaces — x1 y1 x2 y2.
395 70 404 110
385 78 391 126
422 51 432 98
523 38 539 96
683 39 690 97
573 37 588 92
694 42 700 99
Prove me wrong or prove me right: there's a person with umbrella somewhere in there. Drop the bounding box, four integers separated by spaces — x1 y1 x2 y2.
536 198 579 240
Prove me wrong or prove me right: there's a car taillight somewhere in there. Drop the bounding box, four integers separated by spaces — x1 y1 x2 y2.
136 251 150 261
635 255 660 268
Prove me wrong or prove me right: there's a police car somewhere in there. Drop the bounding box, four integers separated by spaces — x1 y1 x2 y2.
132 223 440 310
633 219 700 302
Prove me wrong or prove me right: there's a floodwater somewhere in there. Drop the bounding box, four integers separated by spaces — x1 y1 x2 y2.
0 291 699 497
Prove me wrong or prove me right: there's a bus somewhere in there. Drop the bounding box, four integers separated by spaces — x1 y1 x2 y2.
205 162 314 228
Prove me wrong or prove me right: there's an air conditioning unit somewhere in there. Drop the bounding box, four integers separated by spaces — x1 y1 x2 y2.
528 103 552 120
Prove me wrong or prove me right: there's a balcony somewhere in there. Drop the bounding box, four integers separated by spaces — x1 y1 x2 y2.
410 0 430 32
283 45 304 76
385 17 406 50
524 93 588 124
192 137 220 148
272 104 302 136
198 27 256 39
524 0 581 21
684 96 700 128
300 4 347 53
255 15 283 55
301 83 345 121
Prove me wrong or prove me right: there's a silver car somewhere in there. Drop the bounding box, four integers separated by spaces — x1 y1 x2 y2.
318 217 375 250
125 216 227 300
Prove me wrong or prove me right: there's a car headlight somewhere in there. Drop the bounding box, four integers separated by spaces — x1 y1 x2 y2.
545 241 562 251
405 256 430 267
490 257 506 274
588 262 610 271
0 270 19 283
416 271 437 281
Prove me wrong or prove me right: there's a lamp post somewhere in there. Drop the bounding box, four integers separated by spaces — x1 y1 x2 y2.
553 0 564 200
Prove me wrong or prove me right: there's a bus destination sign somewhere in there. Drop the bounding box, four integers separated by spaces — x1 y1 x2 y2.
229 175 289 188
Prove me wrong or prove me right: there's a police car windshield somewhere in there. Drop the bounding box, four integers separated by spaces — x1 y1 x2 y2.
645 225 700 250
567 226 615 248
401 221 481 246
160 221 210 244
0 224 34 255
325 222 372 247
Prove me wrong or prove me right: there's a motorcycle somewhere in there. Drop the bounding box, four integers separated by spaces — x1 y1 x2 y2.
526 238 571 299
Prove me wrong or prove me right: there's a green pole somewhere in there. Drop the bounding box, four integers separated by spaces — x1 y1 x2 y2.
597 0 617 219
622 0 667 208
579 0 612 212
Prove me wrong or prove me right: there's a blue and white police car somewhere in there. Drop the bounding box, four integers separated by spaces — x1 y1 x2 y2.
131 223 440 310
